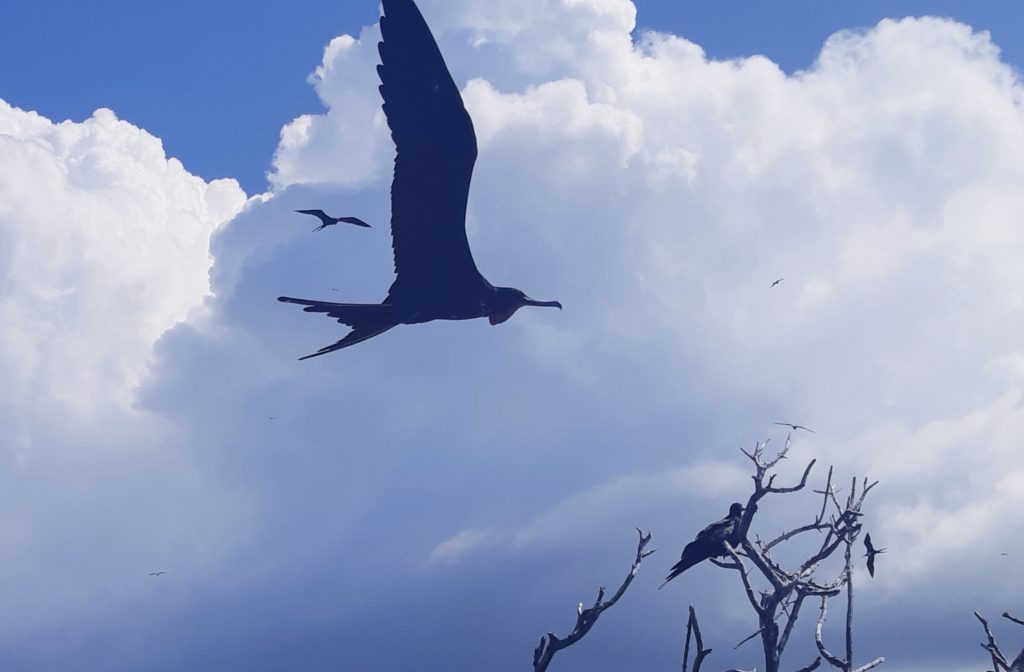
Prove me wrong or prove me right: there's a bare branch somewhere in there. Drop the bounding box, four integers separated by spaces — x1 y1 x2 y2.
795 658 823 672
766 459 817 495
532 529 654 672
682 606 713 672
1004 613 1024 628
853 478 879 511
683 608 694 672
815 596 847 669
976 611 1010 672
723 541 766 616
734 626 765 650
813 467 835 526
764 521 832 552
778 591 809 655
852 658 886 672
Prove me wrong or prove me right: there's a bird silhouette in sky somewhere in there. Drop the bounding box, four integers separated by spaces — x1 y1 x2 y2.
148 571 167 577
660 503 744 589
864 533 885 577
774 422 815 433
770 277 784 288
295 209 372 232
278 0 561 359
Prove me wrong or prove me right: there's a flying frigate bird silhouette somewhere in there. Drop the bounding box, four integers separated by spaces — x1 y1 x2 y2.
660 503 744 589
295 209 372 232
863 533 884 577
278 0 561 359
775 422 815 433
770 277 784 288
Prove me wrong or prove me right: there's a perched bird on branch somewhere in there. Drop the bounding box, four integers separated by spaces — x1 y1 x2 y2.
864 533 885 577
279 0 561 359
660 503 744 589
295 209 372 232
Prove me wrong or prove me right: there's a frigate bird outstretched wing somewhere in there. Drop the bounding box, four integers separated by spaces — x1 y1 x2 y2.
377 0 487 306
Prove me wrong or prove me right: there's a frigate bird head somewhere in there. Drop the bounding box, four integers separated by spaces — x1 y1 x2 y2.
488 287 562 325
728 502 744 518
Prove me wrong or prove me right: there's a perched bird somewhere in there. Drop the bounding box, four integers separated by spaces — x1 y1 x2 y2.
864 533 885 577
295 209 371 232
660 503 744 589
148 571 167 577
774 422 815 433
770 277 784 288
278 0 561 359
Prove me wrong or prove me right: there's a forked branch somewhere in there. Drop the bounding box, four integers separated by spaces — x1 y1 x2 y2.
976 611 1024 672
532 529 655 672
682 606 713 672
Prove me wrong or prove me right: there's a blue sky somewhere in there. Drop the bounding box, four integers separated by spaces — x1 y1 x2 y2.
4 1 1023 194
2 1 1024 670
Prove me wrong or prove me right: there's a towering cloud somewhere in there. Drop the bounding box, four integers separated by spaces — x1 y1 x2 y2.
2 2 1024 669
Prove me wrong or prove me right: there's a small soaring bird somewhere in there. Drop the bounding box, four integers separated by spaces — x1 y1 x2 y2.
774 422 815 433
278 0 561 359
864 533 885 577
295 209 371 232
770 277 784 288
148 571 167 577
660 503 744 589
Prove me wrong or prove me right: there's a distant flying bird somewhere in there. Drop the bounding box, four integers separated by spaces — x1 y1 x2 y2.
148 571 166 577
770 277 784 288
295 209 372 232
774 422 815 433
864 533 885 577
660 503 744 589
278 0 561 359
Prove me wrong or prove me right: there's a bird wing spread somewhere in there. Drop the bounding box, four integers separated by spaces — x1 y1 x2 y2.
377 0 486 305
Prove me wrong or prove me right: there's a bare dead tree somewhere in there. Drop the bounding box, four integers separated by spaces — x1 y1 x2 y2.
814 478 885 672
532 528 655 672
701 438 881 672
682 606 713 672
975 611 1024 672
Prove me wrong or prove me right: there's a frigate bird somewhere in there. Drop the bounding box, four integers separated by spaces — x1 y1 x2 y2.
278 0 561 359
148 571 167 577
295 209 371 232
864 533 885 577
660 503 744 589
770 277 784 288
775 422 815 433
